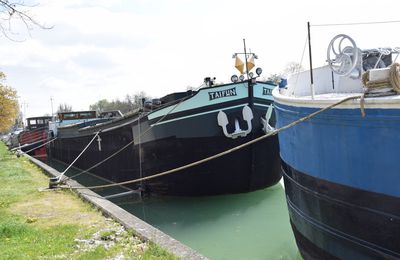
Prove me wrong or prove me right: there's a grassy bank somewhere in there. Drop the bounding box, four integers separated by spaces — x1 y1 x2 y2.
0 142 178 259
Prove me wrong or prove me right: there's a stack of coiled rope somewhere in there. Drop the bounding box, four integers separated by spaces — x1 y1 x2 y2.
389 63 400 93
362 62 400 93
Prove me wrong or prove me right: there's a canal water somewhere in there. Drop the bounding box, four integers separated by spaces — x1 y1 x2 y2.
42 158 300 260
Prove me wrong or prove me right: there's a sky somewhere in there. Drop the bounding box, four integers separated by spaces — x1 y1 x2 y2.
1 0 400 119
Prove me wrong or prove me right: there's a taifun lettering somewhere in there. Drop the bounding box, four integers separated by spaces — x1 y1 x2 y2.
208 87 237 101
263 87 272 95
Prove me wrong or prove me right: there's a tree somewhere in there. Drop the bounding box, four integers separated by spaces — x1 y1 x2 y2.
89 92 149 114
0 0 52 41
89 98 134 114
89 99 108 113
57 103 72 113
266 62 305 85
282 62 304 77
0 72 19 132
266 73 283 85
14 111 23 128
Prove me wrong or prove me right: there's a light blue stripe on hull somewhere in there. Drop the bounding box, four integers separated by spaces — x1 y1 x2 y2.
149 82 275 120
150 104 246 126
148 83 249 120
150 102 273 126
275 102 400 198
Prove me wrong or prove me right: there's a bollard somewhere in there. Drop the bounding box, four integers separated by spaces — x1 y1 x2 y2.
48 177 60 189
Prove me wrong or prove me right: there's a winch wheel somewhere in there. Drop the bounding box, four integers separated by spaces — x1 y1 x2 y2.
327 34 359 76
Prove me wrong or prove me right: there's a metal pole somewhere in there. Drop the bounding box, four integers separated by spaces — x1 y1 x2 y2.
243 39 254 109
243 38 249 79
307 22 315 99
50 96 54 119
138 98 143 197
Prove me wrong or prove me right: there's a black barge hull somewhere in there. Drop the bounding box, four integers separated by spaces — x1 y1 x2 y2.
48 81 281 196
282 161 400 260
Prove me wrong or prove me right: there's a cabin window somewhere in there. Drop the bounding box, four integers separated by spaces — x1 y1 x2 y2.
59 111 96 120
63 113 77 120
79 112 95 119
29 119 37 125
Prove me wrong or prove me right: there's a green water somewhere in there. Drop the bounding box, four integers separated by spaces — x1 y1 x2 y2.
116 185 300 260
43 158 300 260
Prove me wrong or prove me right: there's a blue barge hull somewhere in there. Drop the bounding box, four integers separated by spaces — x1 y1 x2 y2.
275 102 400 259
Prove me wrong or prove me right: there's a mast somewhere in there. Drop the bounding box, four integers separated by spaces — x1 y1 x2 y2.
307 22 315 99
232 39 261 108
243 39 254 108
243 39 249 79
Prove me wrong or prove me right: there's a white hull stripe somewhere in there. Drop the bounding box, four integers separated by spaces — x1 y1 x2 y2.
272 88 400 109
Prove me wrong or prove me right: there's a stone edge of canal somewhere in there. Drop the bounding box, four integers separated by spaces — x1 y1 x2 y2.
25 154 208 260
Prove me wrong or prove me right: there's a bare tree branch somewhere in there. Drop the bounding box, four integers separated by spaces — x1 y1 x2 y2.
0 0 52 41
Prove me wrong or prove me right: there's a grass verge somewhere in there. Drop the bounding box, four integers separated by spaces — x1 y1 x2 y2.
0 142 178 260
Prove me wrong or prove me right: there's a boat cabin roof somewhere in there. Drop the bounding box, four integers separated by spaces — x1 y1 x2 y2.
26 116 52 130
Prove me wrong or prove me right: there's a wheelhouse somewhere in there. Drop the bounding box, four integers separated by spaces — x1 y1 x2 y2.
26 116 52 130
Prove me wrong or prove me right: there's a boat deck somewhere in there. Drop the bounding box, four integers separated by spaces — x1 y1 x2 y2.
273 88 400 109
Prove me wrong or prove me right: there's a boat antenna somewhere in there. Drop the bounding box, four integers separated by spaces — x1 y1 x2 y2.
243 38 249 79
243 39 255 108
307 21 315 99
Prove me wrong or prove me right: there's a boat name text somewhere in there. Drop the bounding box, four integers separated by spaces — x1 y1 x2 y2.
209 87 237 101
263 87 272 95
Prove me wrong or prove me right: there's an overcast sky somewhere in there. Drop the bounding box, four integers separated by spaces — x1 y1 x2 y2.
1 0 400 118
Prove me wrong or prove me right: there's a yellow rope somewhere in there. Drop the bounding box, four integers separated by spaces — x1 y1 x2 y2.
362 62 400 92
389 63 400 93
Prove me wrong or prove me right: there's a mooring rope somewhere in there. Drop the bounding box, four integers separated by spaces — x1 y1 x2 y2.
58 95 362 191
10 133 50 152
389 63 400 93
60 95 189 183
17 137 58 155
57 131 100 181
359 63 400 117
362 63 400 93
